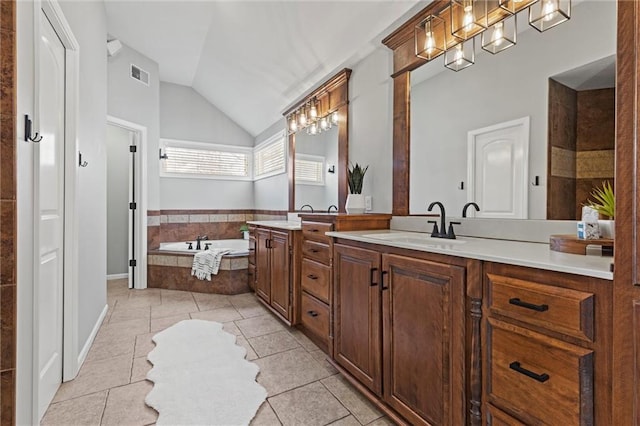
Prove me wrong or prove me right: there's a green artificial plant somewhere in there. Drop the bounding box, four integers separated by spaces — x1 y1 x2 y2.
239 224 249 232
587 181 615 219
347 163 369 194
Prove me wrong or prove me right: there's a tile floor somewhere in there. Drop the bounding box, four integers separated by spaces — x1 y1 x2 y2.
41 280 394 426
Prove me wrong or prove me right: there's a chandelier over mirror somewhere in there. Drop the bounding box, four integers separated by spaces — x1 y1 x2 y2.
414 0 571 72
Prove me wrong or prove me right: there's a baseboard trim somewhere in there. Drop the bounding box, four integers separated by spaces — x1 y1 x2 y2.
107 273 128 280
76 304 108 371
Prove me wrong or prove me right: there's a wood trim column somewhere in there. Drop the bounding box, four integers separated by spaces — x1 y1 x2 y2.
392 73 410 215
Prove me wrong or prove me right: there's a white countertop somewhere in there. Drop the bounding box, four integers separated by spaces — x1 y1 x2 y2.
247 220 302 231
326 230 613 280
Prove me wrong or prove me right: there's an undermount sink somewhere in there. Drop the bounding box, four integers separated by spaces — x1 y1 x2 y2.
362 232 467 246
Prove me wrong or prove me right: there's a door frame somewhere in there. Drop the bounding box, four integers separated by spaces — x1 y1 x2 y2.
107 116 148 289
32 0 80 419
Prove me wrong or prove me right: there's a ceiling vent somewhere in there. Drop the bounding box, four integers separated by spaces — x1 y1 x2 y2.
130 64 150 86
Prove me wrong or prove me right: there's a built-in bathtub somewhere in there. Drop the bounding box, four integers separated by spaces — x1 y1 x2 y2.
149 239 250 295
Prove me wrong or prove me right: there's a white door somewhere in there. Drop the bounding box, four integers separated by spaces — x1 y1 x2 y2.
37 10 66 419
467 117 530 219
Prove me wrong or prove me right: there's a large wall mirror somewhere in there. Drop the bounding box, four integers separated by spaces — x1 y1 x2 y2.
285 69 351 213
385 1 616 219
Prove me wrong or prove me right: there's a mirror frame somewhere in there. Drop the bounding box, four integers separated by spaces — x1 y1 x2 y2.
283 68 351 213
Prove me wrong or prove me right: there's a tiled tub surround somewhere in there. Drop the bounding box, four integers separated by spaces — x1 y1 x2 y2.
147 210 287 250
147 252 250 295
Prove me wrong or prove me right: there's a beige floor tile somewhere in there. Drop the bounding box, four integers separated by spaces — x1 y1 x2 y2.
134 332 156 358
366 417 396 425
190 306 242 323
101 381 158 426
250 401 282 426
288 329 321 351
150 313 190 333
329 415 362 426
160 289 195 303
322 375 383 425
254 348 334 396
237 304 270 319
150 300 198 319
229 292 260 307
109 305 151 324
236 314 287 339
192 292 232 311
85 333 136 363
223 321 243 336
236 336 259 361
52 354 133 403
249 331 301 357
131 357 153 382
41 390 107 425
309 349 339 375
268 381 349 426
118 289 162 308
97 317 150 339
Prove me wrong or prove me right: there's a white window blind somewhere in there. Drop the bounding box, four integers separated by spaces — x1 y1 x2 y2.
160 139 251 180
254 134 286 180
295 154 325 185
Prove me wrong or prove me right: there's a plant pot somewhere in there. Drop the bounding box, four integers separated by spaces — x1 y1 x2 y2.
598 220 615 239
345 194 365 214
242 231 249 240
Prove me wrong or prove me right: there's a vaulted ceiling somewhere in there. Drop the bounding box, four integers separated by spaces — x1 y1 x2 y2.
104 1 423 136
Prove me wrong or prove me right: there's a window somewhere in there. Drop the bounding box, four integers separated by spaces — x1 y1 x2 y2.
295 154 325 185
254 132 286 180
160 139 252 180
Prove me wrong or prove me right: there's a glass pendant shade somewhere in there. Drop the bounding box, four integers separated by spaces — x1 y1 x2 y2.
331 111 339 125
445 39 475 72
320 117 329 131
415 15 446 60
308 122 318 135
499 0 539 14
299 107 307 127
289 116 297 132
481 17 516 54
309 101 318 119
451 0 488 40
529 0 570 32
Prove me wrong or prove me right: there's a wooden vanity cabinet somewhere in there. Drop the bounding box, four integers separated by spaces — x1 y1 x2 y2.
247 226 256 291
252 225 301 325
333 239 480 426
482 262 612 426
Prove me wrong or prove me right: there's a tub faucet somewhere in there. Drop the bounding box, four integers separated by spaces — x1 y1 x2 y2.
300 204 314 213
427 201 447 238
196 235 208 250
462 202 480 218
327 205 338 213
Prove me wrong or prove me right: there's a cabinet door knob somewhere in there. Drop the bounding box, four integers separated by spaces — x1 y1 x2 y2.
509 361 550 383
508 298 549 312
307 310 319 317
307 274 318 280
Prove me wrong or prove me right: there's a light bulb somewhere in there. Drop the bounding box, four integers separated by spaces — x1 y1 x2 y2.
455 45 464 65
310 122 318 135
542 0 557 22
424 30 435 54
290 118 297 132
463 5 474 32
309 103 318 119
320 117 328 130
331 111 339 125
491 22 504 46
299 111 307 126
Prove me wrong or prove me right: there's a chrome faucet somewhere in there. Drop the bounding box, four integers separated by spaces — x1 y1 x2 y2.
462 202 480 218
195 235 208 250
327 205 338 213
300 204 314 213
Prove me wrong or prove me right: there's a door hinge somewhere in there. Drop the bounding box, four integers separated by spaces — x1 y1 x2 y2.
129 259 137 267
129 145 137 153
129 202 137 210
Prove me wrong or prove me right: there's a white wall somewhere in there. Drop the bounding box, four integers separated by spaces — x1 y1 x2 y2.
409 1 616 218
159 82 255 209
108 42 160 210
295 126 339 210
17 1 108 424
106 125 130 275
253 119 288 211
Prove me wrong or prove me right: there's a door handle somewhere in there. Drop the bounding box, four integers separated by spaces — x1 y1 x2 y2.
380 270 389 290
370 267 378 287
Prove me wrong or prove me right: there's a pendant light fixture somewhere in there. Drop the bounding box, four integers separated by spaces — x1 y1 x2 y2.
309 99 318 120
499 0 538 14
298 105 307 127
481 16 516 54
289 114 298 132
529 0 570 32
445 39 475 71
451 0 487 40
415 14 446 60
331 111 339 125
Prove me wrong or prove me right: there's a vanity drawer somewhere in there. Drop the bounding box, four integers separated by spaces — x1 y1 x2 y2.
302 239 331 264
302 221 333 243
487 273 594 342
300 293 329 345
301 258 331 303
487 318 593 426
486 404 526 426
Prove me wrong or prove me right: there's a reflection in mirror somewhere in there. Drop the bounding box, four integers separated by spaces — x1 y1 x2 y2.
294 125 339 212
409 1 615 219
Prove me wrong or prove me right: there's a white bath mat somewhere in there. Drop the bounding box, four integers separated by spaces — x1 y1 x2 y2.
145 319 267 425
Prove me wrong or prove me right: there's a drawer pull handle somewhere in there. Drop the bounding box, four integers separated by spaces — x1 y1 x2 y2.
307 274 318 280
509 298 549 312
310 229 319 232
307 310 319 317
370 267 378 287
310 249 319 253
509 361 550 383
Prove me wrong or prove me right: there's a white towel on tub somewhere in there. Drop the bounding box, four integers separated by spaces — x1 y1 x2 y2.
191 249 230 281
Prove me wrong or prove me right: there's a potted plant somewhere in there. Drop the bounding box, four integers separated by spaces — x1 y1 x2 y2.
587 181 615 238
346 162 369 214
239 224 250 240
